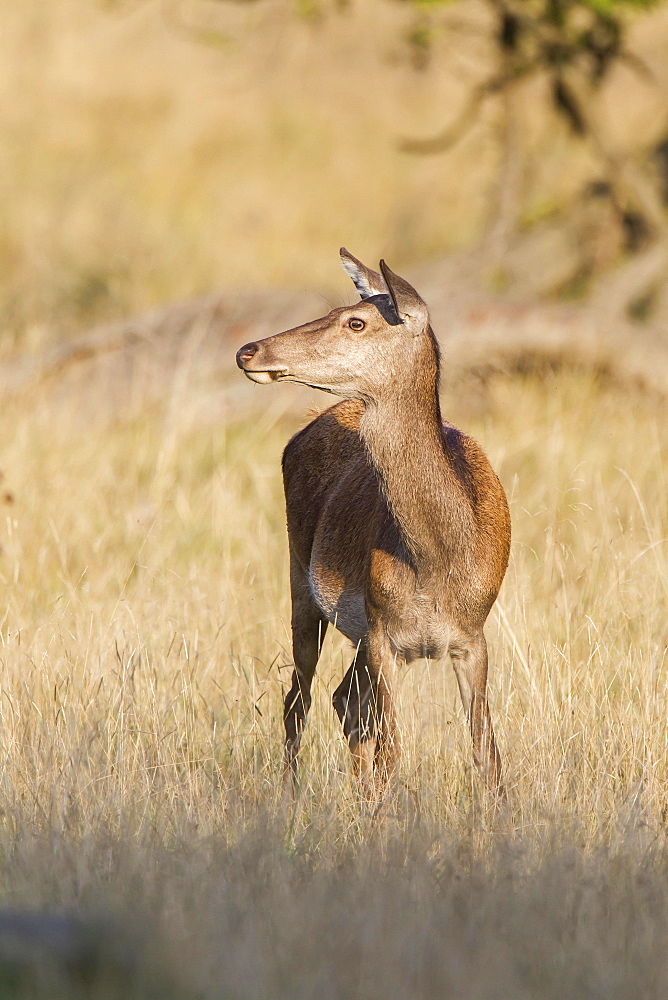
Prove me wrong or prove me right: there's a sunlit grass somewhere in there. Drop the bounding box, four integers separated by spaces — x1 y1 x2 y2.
0 370 665 844
0 365 665 994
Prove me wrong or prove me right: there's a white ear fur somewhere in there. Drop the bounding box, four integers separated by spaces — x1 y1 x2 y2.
339 248 388 300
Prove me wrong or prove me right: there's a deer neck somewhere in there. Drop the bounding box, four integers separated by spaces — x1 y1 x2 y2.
359 366 472 577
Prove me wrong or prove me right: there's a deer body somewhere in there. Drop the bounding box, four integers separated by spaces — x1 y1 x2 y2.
236 251 510 794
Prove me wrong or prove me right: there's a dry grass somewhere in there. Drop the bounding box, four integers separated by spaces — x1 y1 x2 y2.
0 363 666 995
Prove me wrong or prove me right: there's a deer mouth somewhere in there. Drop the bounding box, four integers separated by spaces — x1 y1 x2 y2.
242 368 289 384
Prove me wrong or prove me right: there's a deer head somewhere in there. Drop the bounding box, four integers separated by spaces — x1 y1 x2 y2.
236 249 433 402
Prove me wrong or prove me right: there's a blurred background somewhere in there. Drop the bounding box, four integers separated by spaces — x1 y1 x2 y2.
3 0 668 404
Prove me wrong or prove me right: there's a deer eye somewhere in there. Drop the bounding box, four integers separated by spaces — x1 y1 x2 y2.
348 318 365 331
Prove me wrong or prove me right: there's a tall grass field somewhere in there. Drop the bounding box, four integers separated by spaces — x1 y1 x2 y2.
0 365 666 996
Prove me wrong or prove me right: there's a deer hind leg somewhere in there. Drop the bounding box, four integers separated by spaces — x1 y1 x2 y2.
451 633 505 800
284 570 328 790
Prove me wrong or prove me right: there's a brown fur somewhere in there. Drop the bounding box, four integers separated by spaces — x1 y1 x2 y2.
236 251 511 796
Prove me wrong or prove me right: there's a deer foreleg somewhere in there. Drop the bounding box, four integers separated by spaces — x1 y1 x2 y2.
366 628 400 788
332 644 377 786
451 633 505 800
334 626 400 793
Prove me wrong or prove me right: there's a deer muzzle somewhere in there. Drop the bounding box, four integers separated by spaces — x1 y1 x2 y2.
236 341 289 383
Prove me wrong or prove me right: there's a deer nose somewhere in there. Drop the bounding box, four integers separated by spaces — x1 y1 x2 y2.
236 342 259 367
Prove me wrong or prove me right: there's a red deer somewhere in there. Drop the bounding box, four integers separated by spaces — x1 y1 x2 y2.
236 250 510 797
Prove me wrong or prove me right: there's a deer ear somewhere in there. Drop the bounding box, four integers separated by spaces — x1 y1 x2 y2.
340 248 389 300
379 260 429 332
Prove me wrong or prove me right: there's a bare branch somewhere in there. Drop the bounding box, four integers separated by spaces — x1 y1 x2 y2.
399 78 504 155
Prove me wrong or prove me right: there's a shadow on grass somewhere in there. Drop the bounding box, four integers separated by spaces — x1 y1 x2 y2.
0 811 666 1000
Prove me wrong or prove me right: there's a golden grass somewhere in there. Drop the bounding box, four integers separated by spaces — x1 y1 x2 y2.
0 368 665 838
0 366 666 994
